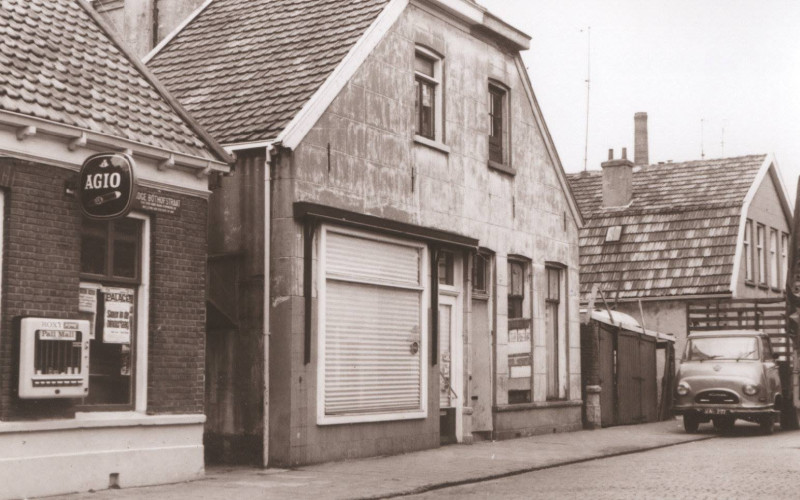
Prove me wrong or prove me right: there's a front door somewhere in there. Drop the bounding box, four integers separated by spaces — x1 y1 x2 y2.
437 251 462 444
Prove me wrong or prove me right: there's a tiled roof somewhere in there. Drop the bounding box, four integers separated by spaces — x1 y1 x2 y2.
147 0 391 145
0 0 222 160
567 155 767 300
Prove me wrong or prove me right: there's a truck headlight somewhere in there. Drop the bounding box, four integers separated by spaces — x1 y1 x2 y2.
743 384 759 396
677 381 691 396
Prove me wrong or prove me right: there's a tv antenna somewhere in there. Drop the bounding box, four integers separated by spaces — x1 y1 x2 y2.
700 118 705 159
582 26 591 172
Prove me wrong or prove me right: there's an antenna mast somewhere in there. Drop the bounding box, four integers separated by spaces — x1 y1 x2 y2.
700 118 705 159
582 26 591 172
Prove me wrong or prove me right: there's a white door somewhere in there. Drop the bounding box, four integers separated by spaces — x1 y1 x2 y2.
439 294 457 409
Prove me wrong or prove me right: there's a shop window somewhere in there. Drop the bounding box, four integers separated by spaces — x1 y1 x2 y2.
507 258 531 404
757 224 766 287
744 219 753 284
318 226 428 424
79 217 142 409
414 48 443 143
546 266 565 400
488 82 510 171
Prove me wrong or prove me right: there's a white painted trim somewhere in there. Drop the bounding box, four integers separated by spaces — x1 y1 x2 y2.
437 253 463 441
0 110 228 172
279 0 410 150
223 139 277 153
317 224 429 425
0 413 205 434
731 154 791 294
128 211 151 413
137 178 210 199
143 0 216 64
428 0 483 24
513 56 584 227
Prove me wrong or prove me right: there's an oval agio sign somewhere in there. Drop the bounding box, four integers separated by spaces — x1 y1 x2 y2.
79 152 137 220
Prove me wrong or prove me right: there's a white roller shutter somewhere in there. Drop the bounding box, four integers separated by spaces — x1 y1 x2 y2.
321 229 426 420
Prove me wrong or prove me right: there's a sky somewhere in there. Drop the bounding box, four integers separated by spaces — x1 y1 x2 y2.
479 0 800 203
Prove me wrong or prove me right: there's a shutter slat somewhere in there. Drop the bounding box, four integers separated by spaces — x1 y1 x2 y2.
323 232 424 417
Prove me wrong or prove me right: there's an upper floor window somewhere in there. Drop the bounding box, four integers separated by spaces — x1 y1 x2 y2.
488 82 510 170
782 232 789 290
472 252 490 296
770 229 779 289
414 48 442 143
757 224 766 287
744 220 753 283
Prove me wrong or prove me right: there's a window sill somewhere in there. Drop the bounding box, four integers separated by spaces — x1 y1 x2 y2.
414 135 450 154
758 283 769 290
488 160 515 176
494 400 582 412
745 280 755 287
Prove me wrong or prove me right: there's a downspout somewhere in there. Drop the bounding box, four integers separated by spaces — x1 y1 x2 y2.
263 144 274 467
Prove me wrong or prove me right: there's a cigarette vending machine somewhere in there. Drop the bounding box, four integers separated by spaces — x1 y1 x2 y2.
18 318 90 399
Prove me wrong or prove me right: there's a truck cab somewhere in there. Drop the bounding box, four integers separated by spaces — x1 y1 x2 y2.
674 329 782 434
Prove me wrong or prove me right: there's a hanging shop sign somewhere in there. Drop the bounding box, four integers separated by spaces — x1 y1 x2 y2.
78 152 137 220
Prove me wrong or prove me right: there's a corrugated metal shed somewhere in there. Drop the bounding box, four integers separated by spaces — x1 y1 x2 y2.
567 155 766 300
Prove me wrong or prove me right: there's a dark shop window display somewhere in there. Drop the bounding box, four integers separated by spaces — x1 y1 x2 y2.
78 218 141 409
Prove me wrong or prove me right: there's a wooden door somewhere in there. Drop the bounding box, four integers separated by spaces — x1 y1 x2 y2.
598 325 616 427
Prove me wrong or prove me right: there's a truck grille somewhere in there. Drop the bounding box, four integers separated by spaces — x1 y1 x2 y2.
695 390 739 404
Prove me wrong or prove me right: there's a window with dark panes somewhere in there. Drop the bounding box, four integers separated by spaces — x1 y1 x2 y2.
507 259 532 404
472 253 488 295
489 84 506 164
415 53 436 140
508 260 524 319
79 218 141 409
438 251 454 286
545 266 562 400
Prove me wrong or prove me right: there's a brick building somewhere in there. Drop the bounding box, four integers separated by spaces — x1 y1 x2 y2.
0 1 230 498
147 0 584 467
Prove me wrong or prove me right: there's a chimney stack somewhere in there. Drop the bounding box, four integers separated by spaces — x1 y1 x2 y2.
634 112 649 166
601 149 635 208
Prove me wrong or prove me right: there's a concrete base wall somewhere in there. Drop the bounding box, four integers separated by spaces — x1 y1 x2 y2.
0 415 204 500
493 402 583 440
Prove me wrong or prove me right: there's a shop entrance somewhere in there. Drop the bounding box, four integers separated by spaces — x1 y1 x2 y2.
437 251 462 445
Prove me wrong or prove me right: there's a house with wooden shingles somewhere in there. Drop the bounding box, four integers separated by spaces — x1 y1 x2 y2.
144 0 584 467
567 116 793 360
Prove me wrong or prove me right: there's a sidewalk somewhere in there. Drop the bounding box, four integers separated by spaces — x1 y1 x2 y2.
49 419 710 500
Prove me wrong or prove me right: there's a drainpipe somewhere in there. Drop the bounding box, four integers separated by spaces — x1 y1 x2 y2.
263 144 274 467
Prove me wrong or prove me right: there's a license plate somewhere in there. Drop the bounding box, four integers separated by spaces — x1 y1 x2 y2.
703 408 728 415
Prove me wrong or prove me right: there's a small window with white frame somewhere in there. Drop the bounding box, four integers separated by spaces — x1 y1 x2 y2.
770 229 779 289
744 219 753 284
782 232 789 289
757 224 766 287
414 47 443 144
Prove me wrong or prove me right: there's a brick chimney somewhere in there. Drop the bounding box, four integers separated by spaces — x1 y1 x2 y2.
601 148 634 208
634 112 649 166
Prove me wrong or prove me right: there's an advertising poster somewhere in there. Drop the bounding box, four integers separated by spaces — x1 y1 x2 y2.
103 287 134 344
79 282 101 339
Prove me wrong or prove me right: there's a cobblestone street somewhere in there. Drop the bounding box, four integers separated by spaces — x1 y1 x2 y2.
408 422 800 499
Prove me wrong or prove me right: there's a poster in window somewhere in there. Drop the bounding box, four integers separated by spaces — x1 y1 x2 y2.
103 287 134 344
79 282 101 339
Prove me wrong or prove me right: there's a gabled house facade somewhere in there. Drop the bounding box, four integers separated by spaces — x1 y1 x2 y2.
0 1 231 498
147 0 584 467
567 116 792 359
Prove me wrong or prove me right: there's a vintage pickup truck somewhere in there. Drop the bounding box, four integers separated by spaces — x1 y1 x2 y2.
674 329 783 434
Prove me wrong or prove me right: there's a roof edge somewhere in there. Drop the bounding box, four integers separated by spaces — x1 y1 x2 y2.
143 0 215 64
78 0 234 166
278 0 410 150
513 55 584 227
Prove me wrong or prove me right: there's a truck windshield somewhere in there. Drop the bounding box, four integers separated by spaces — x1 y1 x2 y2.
685 337 759 361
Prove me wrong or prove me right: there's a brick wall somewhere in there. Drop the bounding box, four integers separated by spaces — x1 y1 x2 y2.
0 158 207 420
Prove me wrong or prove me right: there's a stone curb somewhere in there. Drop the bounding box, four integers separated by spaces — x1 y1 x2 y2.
358 434 716 500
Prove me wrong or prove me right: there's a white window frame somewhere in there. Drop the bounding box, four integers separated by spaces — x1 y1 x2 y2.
770 229 779 289
414 46 444 147
75 211 150 415
317 225 429 425
488 80 512 172
744 219 753 283
782 232 789 290
757 224 766 286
